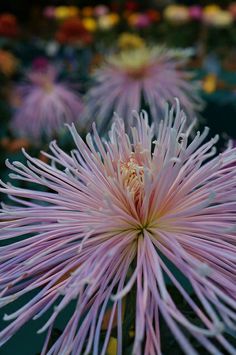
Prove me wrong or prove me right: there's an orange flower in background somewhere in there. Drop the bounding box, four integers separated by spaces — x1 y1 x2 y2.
0 137 30 153
82 6 94 17
0 50 18 76
127 13 139 26
0 14 19 38
55 18 92 45
68 6 79 18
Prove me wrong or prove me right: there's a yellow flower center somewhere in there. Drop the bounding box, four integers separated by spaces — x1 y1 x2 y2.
120 154 144 204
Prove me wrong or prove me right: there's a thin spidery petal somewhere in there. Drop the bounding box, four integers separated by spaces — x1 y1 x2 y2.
0 99 236 354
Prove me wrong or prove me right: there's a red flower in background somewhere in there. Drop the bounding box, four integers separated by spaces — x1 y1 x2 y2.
56 18 92 45
31 57 50 71
125 0 139 12
0 14 19 38
146 9 161 23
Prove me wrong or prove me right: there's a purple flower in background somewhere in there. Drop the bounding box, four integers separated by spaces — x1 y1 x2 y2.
132 13 151 28
85 46 203 130
0 101 236 354
43 6 55 19
31 57 50 71
11 65 84 144
189 6 202 21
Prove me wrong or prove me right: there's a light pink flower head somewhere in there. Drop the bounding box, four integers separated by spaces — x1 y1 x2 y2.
94 5 109 17
43 6 55 19
0 101 236 354
85 46 203 131
11 65 84 144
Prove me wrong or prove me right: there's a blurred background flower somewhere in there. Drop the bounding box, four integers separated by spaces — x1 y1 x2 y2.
203 6 233 27
85 46 203 131
97 13 119 30
164 5 190 25
11 65 84 143
82 17 97 32
94 5 109 17
0 13 19 38
128 12 151 29
189 5 202 21
228 2 236 19
55 17 92 45
117 32 145 50
0 49 18 77
43 6 55 19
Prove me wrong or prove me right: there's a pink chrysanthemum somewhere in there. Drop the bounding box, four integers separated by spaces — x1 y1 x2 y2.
85 47 203 130
0 101 236 354
11 66 84 143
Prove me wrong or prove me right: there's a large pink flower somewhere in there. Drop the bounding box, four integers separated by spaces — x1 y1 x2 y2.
0 101 236 354
11 66 84 144
85 47 203 131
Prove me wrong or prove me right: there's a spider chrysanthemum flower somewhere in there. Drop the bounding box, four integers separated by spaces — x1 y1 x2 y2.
0 101 236 354
85 46 203 130
11 66 84 144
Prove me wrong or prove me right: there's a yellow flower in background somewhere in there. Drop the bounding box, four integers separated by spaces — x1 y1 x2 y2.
164 5 190 24
202 73 217 94
118 33 145 50
82 6 94 17
203 4 221 16
82 17 97 32
107 337 117 355
54 6 70 20
203 5 220 25
0 50 18 76
213 10 233 27
204 8 233 27
108 46 191 72
55 6 79 19
107 46 158 72
98 13 119 30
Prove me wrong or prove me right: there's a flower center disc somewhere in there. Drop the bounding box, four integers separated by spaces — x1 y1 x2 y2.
120 154 144 206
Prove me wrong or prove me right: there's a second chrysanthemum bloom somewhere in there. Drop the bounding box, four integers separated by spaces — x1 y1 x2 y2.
85 46 203 130
11 65 84 144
